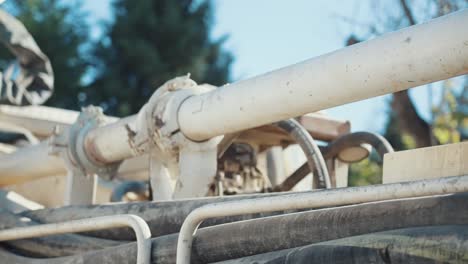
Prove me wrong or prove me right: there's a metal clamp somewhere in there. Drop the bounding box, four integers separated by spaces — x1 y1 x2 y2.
133 76 223 200
49 106 122 205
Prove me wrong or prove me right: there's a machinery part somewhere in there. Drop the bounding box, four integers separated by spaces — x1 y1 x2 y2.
176 175 468 264
4 192 468 262
110 181 149 202
273 119 330 188
0 214 151 264
273 131 393 192
128 76 223 200
48 106 122 205
215 143 266 195
178 10 468 141
214 225 468 264
217 133 241 158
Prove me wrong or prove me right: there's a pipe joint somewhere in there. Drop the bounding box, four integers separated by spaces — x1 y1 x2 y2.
132 76 223 199
48 106 122 180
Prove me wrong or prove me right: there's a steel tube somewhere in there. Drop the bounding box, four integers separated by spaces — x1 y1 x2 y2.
178 10 468 141
0 214 152 264
176 175 468 264
0 142 149 186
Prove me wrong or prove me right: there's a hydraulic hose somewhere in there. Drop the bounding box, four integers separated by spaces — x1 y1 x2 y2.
21 192 294 240
214 225 468 264
3 225 467 264
4 193 468 262
274 119 331 188
274 131 394 192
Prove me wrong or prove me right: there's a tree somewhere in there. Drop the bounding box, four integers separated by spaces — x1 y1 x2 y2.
86 0 232 116
0 0 90 110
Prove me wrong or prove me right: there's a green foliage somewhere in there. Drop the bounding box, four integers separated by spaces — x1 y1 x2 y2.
348 159 382 187
0 0 90 110
86 0 232 116
432 81 467 144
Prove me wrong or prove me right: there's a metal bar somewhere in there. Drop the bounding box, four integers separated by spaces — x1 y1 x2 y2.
175 175 468 264
0 214 152 264
178 10 468 141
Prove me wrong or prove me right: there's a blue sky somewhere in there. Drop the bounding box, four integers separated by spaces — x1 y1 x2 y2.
81 0 450 133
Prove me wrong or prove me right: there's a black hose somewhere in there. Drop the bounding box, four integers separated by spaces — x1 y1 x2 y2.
4 225 466 264
20 192 297 240
274 119 331 188
274 131 394 192
9 193 468 262
215 225 468 264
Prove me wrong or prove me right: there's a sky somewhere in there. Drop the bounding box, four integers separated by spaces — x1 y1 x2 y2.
81 0 452 133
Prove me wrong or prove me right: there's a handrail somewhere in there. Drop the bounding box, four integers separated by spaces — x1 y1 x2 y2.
176 175 468 264
0 214 152 264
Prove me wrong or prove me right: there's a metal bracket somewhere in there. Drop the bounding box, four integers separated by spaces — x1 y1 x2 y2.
49 106 121 205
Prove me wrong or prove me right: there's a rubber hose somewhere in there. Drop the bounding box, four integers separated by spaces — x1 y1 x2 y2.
214 225 468 264
9 193 468 262
21 192 297 240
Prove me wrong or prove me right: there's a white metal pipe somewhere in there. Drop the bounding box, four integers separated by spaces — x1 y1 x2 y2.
0 142 149 186
176 175 468 264
0 214 152 264
84 115 138 164
0 141 65 186
178 10 468 141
